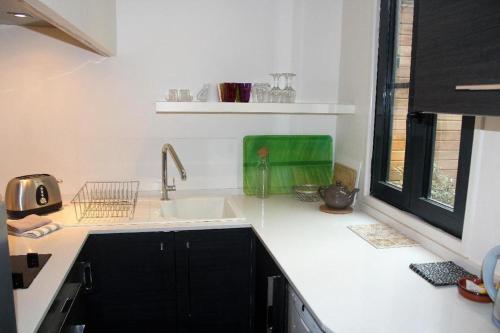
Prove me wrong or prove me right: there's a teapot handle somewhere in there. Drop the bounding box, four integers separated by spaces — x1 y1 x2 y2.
482 245 500 301
318 186 326 199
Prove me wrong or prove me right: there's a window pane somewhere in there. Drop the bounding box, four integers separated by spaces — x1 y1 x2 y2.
387 0 414 187
429 114 463 208
387 88 408 187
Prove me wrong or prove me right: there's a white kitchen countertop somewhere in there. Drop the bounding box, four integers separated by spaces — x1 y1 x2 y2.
8 191 497 333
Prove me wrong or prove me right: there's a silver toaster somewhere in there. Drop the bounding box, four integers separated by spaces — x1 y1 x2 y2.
4 174 62 219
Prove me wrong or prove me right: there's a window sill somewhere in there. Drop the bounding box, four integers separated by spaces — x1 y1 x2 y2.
361 195 471 263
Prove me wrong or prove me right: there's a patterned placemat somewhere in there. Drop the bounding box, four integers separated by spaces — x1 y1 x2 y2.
409 261 477 287
347 223 419 249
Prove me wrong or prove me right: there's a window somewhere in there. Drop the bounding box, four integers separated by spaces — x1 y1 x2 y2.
371 0 474 238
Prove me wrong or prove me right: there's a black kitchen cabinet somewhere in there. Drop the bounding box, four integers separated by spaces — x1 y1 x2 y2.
81 232 177 333
45 228 269 333
37 283 86 333
175 228 254 333
255 236 288 333
38 246 91 333
413 0 500 116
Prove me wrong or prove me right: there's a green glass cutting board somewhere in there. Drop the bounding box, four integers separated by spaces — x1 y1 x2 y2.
243 135 333 195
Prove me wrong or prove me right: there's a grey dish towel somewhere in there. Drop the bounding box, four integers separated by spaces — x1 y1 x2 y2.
7 214 51 233
9 223 61 238
7 214 61 238
409 261 477 287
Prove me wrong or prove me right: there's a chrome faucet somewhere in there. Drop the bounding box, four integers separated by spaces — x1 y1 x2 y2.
161 144 187 200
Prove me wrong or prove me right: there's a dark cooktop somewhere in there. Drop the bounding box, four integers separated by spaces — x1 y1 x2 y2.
11 253 51 289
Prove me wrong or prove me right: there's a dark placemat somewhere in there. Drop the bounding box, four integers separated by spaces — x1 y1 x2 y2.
11 254 51 289
409 261 477 287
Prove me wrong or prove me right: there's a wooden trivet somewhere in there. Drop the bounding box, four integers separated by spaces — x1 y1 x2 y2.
319 204 353 214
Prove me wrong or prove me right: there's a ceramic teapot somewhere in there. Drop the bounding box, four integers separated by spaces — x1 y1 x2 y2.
482 245 500 328
319 182 359 209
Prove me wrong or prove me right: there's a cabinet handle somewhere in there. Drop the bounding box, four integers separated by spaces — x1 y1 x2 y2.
80 262 93 291
60 297 74 314
266 275 281 333
455 84 500 91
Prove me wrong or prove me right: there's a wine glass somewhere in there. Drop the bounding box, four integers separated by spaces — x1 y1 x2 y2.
269 73 282 103
281 73 296 103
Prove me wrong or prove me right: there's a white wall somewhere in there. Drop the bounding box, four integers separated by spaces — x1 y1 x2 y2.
335 0 378 191
336 0 500 269
462 117 500 265
0 0 343 195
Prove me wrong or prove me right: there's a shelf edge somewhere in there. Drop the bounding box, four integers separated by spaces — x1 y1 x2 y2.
154 102 355 115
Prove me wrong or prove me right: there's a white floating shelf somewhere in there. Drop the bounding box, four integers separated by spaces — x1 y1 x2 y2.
155 102 355 115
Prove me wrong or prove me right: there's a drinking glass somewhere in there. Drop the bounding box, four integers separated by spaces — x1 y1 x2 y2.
281 73 296 103
179 89 193 102
167 89 178 102
196 84 210 102
223 83 238 102
252 83 271 103
269 73 282 103
238 83 252 103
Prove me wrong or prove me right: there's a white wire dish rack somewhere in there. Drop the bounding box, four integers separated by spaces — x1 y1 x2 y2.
71 181 140 222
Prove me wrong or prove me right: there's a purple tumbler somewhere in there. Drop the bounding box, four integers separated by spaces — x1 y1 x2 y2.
238 83 252 103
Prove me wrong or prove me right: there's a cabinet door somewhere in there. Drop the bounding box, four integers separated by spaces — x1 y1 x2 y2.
255 236 288 333
413 0 500 116
175 228 254 333
82 232 176 333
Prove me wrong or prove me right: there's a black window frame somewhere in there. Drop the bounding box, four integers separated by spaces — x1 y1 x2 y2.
371 0 475 239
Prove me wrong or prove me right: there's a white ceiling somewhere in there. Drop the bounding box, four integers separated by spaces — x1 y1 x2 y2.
0 0 49 26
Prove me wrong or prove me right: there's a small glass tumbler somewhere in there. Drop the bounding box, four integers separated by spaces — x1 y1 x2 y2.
223 83 238 102
238 83 252 103
179 89 193 102
252 83 271 103
167 89 178 102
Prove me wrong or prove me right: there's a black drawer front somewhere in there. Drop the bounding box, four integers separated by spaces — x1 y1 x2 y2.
38 283 85 333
